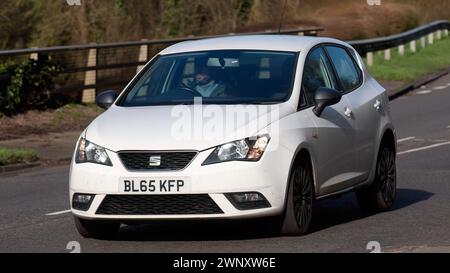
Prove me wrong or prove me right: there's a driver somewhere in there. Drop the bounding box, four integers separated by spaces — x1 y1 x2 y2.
193 66 226 97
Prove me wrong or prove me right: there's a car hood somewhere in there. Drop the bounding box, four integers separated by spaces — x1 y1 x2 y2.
85 103 294 152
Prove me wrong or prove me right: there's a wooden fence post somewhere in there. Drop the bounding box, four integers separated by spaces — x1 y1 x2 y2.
366 52 373 66
30 47 38 60
420 36 426 48
410 40 416 53
82 45 97 103
384 49 391 61
398 44 405 56
136 39 148 74
428 33 434 45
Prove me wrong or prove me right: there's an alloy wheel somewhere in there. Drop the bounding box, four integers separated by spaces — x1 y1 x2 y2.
292 165 313 228
378 148 396 207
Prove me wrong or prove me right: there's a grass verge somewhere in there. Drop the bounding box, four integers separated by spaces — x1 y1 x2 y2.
0 147 39 166
368 37 450 83
51 103 103 126
0 103 103 141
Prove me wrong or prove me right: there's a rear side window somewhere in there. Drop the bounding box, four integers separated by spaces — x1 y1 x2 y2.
325 46 362 92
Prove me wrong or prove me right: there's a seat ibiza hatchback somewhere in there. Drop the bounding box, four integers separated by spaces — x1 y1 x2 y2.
70 35 396 238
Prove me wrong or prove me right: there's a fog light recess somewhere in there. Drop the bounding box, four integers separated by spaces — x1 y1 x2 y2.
72 193 95 211
225 192 271 210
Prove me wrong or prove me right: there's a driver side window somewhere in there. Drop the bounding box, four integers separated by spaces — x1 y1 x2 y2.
300 47 336 107
124 58 174 104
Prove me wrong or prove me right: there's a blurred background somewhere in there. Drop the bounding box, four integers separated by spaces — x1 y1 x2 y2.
0 0 449 167
2 1 450 253
1 0 449 48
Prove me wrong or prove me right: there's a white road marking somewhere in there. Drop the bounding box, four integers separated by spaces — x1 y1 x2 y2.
416 90 432 94
433 86 447 90
397 136 415 143
46 209 71 216
397 141 450 155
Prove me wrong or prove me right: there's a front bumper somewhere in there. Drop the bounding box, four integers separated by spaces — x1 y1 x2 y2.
69 145 293 220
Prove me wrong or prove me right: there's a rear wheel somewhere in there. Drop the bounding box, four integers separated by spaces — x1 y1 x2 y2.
281 156 314 236
74 216 120 239
356 145 396 212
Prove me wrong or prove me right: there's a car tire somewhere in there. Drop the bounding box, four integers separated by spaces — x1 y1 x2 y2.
280 156 314 236
356 145 396 213
74 216 120 239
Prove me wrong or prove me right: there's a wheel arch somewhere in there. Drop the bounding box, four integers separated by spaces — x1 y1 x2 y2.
367 126 397 184
380 128 396 153
283 144 318 209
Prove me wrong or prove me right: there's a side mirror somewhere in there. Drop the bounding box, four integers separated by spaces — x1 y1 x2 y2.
312 87 342 117
95 90 118 109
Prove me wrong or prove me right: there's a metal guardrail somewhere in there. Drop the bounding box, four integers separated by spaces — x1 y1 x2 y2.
0 27 323 102
349 20 450 54
0 20 449 103
0 27 324 57
348 20 450 66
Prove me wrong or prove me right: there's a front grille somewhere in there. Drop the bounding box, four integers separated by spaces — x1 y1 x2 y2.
96 194 223 215
119 151 197 171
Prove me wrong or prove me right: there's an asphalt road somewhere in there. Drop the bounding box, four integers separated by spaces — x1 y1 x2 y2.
1 74 450 253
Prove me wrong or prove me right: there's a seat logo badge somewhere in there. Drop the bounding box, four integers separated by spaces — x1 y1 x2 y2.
149 155 161 166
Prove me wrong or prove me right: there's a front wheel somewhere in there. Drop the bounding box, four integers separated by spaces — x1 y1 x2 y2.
74 216 120 239
356 145 397 213
280 157 314 236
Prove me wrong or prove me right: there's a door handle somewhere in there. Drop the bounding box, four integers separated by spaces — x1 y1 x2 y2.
344 107 353 118
374 99 381 111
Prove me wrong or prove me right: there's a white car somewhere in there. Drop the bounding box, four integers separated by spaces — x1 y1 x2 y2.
70 35 397 238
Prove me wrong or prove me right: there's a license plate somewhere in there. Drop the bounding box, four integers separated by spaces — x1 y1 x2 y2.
119 178 190 193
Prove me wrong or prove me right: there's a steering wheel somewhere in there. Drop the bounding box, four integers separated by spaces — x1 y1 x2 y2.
163 86 203 98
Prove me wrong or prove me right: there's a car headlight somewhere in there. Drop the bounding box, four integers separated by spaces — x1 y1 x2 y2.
202 135 270 165
75 138 112 166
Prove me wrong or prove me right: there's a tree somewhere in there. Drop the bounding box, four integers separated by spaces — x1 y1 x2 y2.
0 0 38 49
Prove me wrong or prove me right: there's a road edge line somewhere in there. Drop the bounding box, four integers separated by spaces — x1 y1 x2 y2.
46 209 72 216
388 68 450 101
397 141 450 155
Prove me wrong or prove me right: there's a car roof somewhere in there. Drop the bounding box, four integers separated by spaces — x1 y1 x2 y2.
159 35 349 55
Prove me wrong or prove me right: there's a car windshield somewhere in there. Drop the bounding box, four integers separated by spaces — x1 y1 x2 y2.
118 50 297 106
